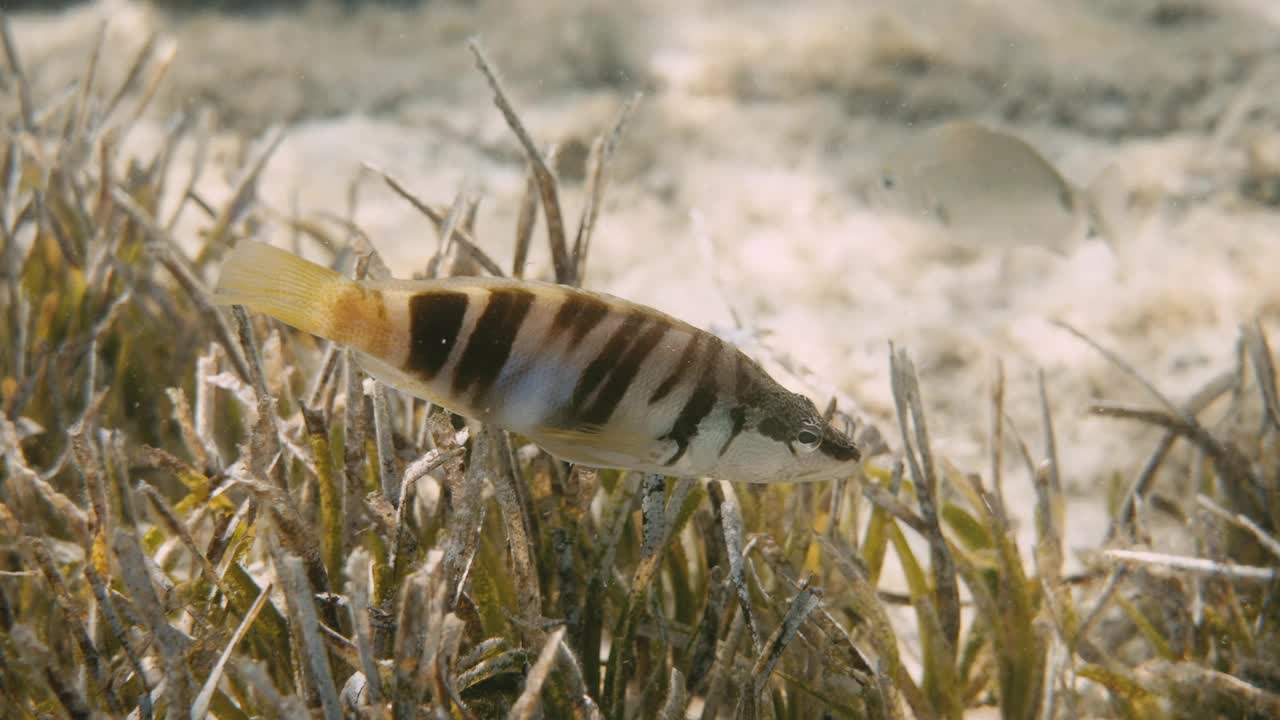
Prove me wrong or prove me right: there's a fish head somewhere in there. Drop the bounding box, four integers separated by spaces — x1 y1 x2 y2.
856 159 920 214
854 151 955 228
717 389 861 484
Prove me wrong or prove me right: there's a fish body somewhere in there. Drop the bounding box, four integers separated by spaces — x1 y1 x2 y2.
867 120 1116 254
213 241 860 483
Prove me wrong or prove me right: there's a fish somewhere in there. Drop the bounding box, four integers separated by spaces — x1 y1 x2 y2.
211 240 861 484
863 120 1122 255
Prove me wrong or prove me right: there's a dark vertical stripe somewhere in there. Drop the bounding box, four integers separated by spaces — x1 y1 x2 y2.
406 291 469 380
662 384 715 466
718 406 748 457
452 288 535 399
661 336 723 466
581 318 670 426
549 292 610 348
701 335 724 382
571 311 644 413
649 331 700 404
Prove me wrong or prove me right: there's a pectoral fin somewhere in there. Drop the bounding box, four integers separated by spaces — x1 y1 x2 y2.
532 423 673 471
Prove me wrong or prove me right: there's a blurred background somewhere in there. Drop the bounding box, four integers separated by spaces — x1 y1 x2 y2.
7 0 1280 569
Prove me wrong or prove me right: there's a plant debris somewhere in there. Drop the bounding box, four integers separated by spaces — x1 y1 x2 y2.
1 17 1277 720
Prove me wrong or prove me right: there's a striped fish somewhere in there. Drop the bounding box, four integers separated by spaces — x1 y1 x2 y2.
212 241 861 483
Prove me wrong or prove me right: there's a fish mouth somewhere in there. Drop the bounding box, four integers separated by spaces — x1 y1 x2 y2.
783 462 861 484
820 427 861 463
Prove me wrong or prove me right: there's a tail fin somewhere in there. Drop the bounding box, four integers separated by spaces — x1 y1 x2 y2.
212 240 350 342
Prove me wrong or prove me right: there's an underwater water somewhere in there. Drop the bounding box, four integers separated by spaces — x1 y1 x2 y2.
2 1 1279 717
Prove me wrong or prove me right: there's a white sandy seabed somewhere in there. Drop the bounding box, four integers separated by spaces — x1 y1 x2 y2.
12 0 1280 648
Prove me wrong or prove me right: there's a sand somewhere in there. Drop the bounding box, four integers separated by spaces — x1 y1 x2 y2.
9 0 1280 583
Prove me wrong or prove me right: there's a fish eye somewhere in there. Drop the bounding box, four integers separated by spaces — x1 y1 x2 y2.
795 426 822 452
880 174 895 189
